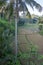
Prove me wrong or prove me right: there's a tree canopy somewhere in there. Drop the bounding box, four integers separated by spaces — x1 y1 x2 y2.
0 0 42 18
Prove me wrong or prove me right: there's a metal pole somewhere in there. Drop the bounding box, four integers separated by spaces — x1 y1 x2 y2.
15 0 18 60
15 18 18 59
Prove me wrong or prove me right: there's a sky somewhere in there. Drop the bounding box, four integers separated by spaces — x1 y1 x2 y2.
27 0 43 16
7 0 43 16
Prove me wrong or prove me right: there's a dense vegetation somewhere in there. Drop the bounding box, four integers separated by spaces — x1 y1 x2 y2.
39 25 43 35
0 19 43 65
38 16 43 35
0 0 43 65
0 19 21 65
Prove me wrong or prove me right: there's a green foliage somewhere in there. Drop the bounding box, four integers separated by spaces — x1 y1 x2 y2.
0 19 21 65
18 43 43 65
39 30 43 35
38 55 43 60
0 0 6 6
38 17 43 24
39 25 42 30
0 19 15 30
0 19 43 65
39 25 43 35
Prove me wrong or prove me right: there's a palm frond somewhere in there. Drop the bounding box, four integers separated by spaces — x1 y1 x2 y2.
19 0 31 18
24 2 31 18
32 0 42 12
25 0 42 12
0 0 42 18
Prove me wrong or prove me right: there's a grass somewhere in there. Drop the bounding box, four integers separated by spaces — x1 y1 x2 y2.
19 23 39 30
19 23 43 28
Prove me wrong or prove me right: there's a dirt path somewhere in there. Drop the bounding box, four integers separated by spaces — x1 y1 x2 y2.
18 27 43 54
26 33 43 54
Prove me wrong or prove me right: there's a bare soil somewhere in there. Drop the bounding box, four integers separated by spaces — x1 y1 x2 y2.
18 27 43 54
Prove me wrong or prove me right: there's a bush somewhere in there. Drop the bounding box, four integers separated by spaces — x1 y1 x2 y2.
18 43 43 65
39 25 43 35
0 19 21 65
39 25 42 30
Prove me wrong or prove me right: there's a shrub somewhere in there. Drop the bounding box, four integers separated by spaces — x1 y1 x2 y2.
0 19 21 65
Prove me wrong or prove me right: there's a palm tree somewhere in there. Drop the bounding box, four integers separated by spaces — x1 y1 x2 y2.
1 0 42 19
0 0 42 18
0 0 42 19
0 0 42 60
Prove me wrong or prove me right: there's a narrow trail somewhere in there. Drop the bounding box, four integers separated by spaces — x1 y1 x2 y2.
26 33 43 55
16 26 43 65
18 27 43 55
